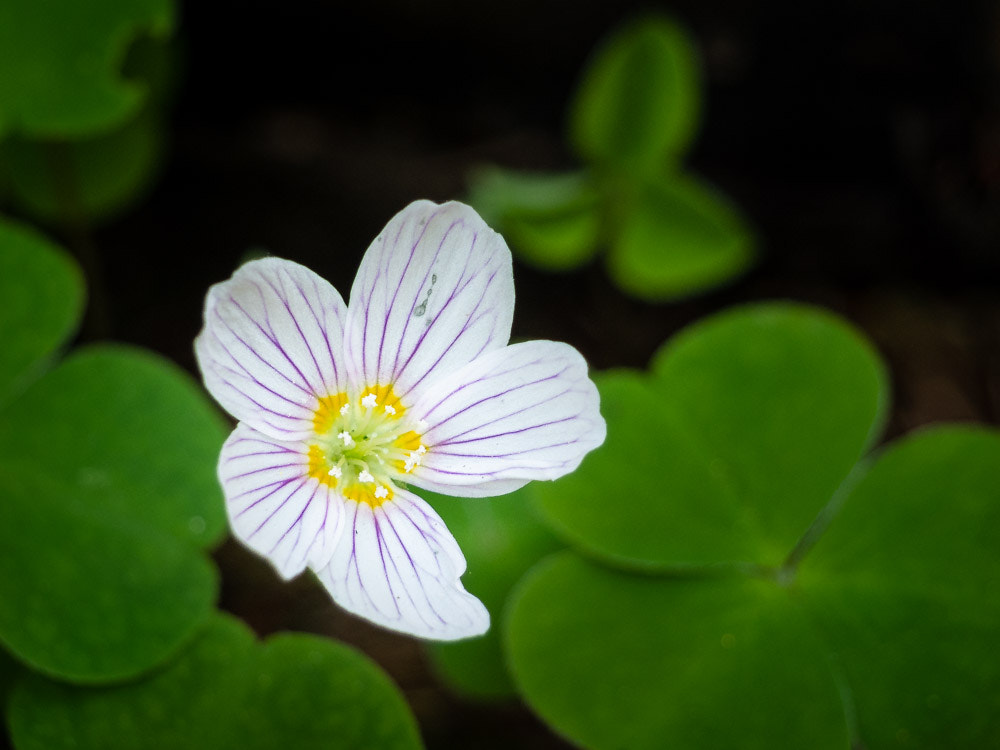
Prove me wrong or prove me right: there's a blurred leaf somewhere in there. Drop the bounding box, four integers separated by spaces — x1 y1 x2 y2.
569 15 700 171
468 168 602 271
8 613 425 750
239 633 423 750
607 173 754 301
1 108 164 224
798 426 1000 749
0 345 229 549
1 646 22 709
0 266 227 681
0 0 174 138
0 469 218 684
0 217 84 405
535 303 888 569
423 486 562 699
7 613 255 750
505 553 848 750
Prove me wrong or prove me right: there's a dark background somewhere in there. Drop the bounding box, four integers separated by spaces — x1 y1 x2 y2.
76 1 1000 746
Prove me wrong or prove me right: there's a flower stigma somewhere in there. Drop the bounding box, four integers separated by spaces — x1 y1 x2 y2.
308 387 427 506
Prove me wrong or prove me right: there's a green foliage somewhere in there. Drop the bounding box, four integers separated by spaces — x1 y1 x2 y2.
494 303 1000 748
0 27 175 226
569 16 700 171
468 14 754 301
536 304 888 569
239 632 423 750
0 0 173 138
1 109 164 224
608 174 754 301
8 613 424 750
423 487 562 698
798 427 1000 748
0 470 218 684
0 227 226 683
506 554 849 750
0 346 229 549
0 218 84 405
0 648 21 709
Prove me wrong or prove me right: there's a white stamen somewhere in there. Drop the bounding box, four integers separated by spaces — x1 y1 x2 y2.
404 448 423 472
337 431 354 447
327 466 342 478
374 486 388 499
339 403 350 416
361 393 377 409
358 469 375 484
384 404 396 416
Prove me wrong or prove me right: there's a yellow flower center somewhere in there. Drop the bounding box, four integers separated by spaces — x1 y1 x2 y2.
307 385 426 506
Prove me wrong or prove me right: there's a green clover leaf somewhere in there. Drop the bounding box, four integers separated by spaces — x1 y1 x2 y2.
467 16 755 301
0 223 227 682
8 613 424 750
536 303 888 569
569 15 700 171
607 173 755 301
0 0 173 138
0 218 84 405
504 303 1000 748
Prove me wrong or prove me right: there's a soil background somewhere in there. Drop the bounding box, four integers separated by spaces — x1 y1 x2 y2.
41 1 1000 747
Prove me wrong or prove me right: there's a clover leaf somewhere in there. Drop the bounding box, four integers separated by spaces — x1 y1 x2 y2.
0 0 173 138
466 15 756 300
535 303 888 569
0 218 83 405
607 174 755 301
506 553 850 749
7 613 424 750
0 224 227 682
1 108 164 224
569 15 700 171
504 303 1000 748
0 35 175 225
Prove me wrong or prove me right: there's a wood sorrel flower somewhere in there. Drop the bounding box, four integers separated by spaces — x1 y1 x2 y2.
195 201 606 640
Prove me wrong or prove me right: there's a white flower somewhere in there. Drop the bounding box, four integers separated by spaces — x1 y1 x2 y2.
195 200 606 640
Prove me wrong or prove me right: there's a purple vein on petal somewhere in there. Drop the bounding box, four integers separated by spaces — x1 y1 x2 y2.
396 259 499 395
376 212 439 382
234 474 306 518
436 387 583 444
386 219 472 380
294 274 342 387
425 369 574 437
212 307 313 398
266 480 320 556
416 355 547 421
381 503 446 627
261 273 329 391
371 507 404 620
244 283 319 393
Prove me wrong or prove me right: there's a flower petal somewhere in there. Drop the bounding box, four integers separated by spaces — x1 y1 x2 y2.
315 488 488 640
219 423 344 579
196 257 349 440
407 340 606 496
344 200 514 404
